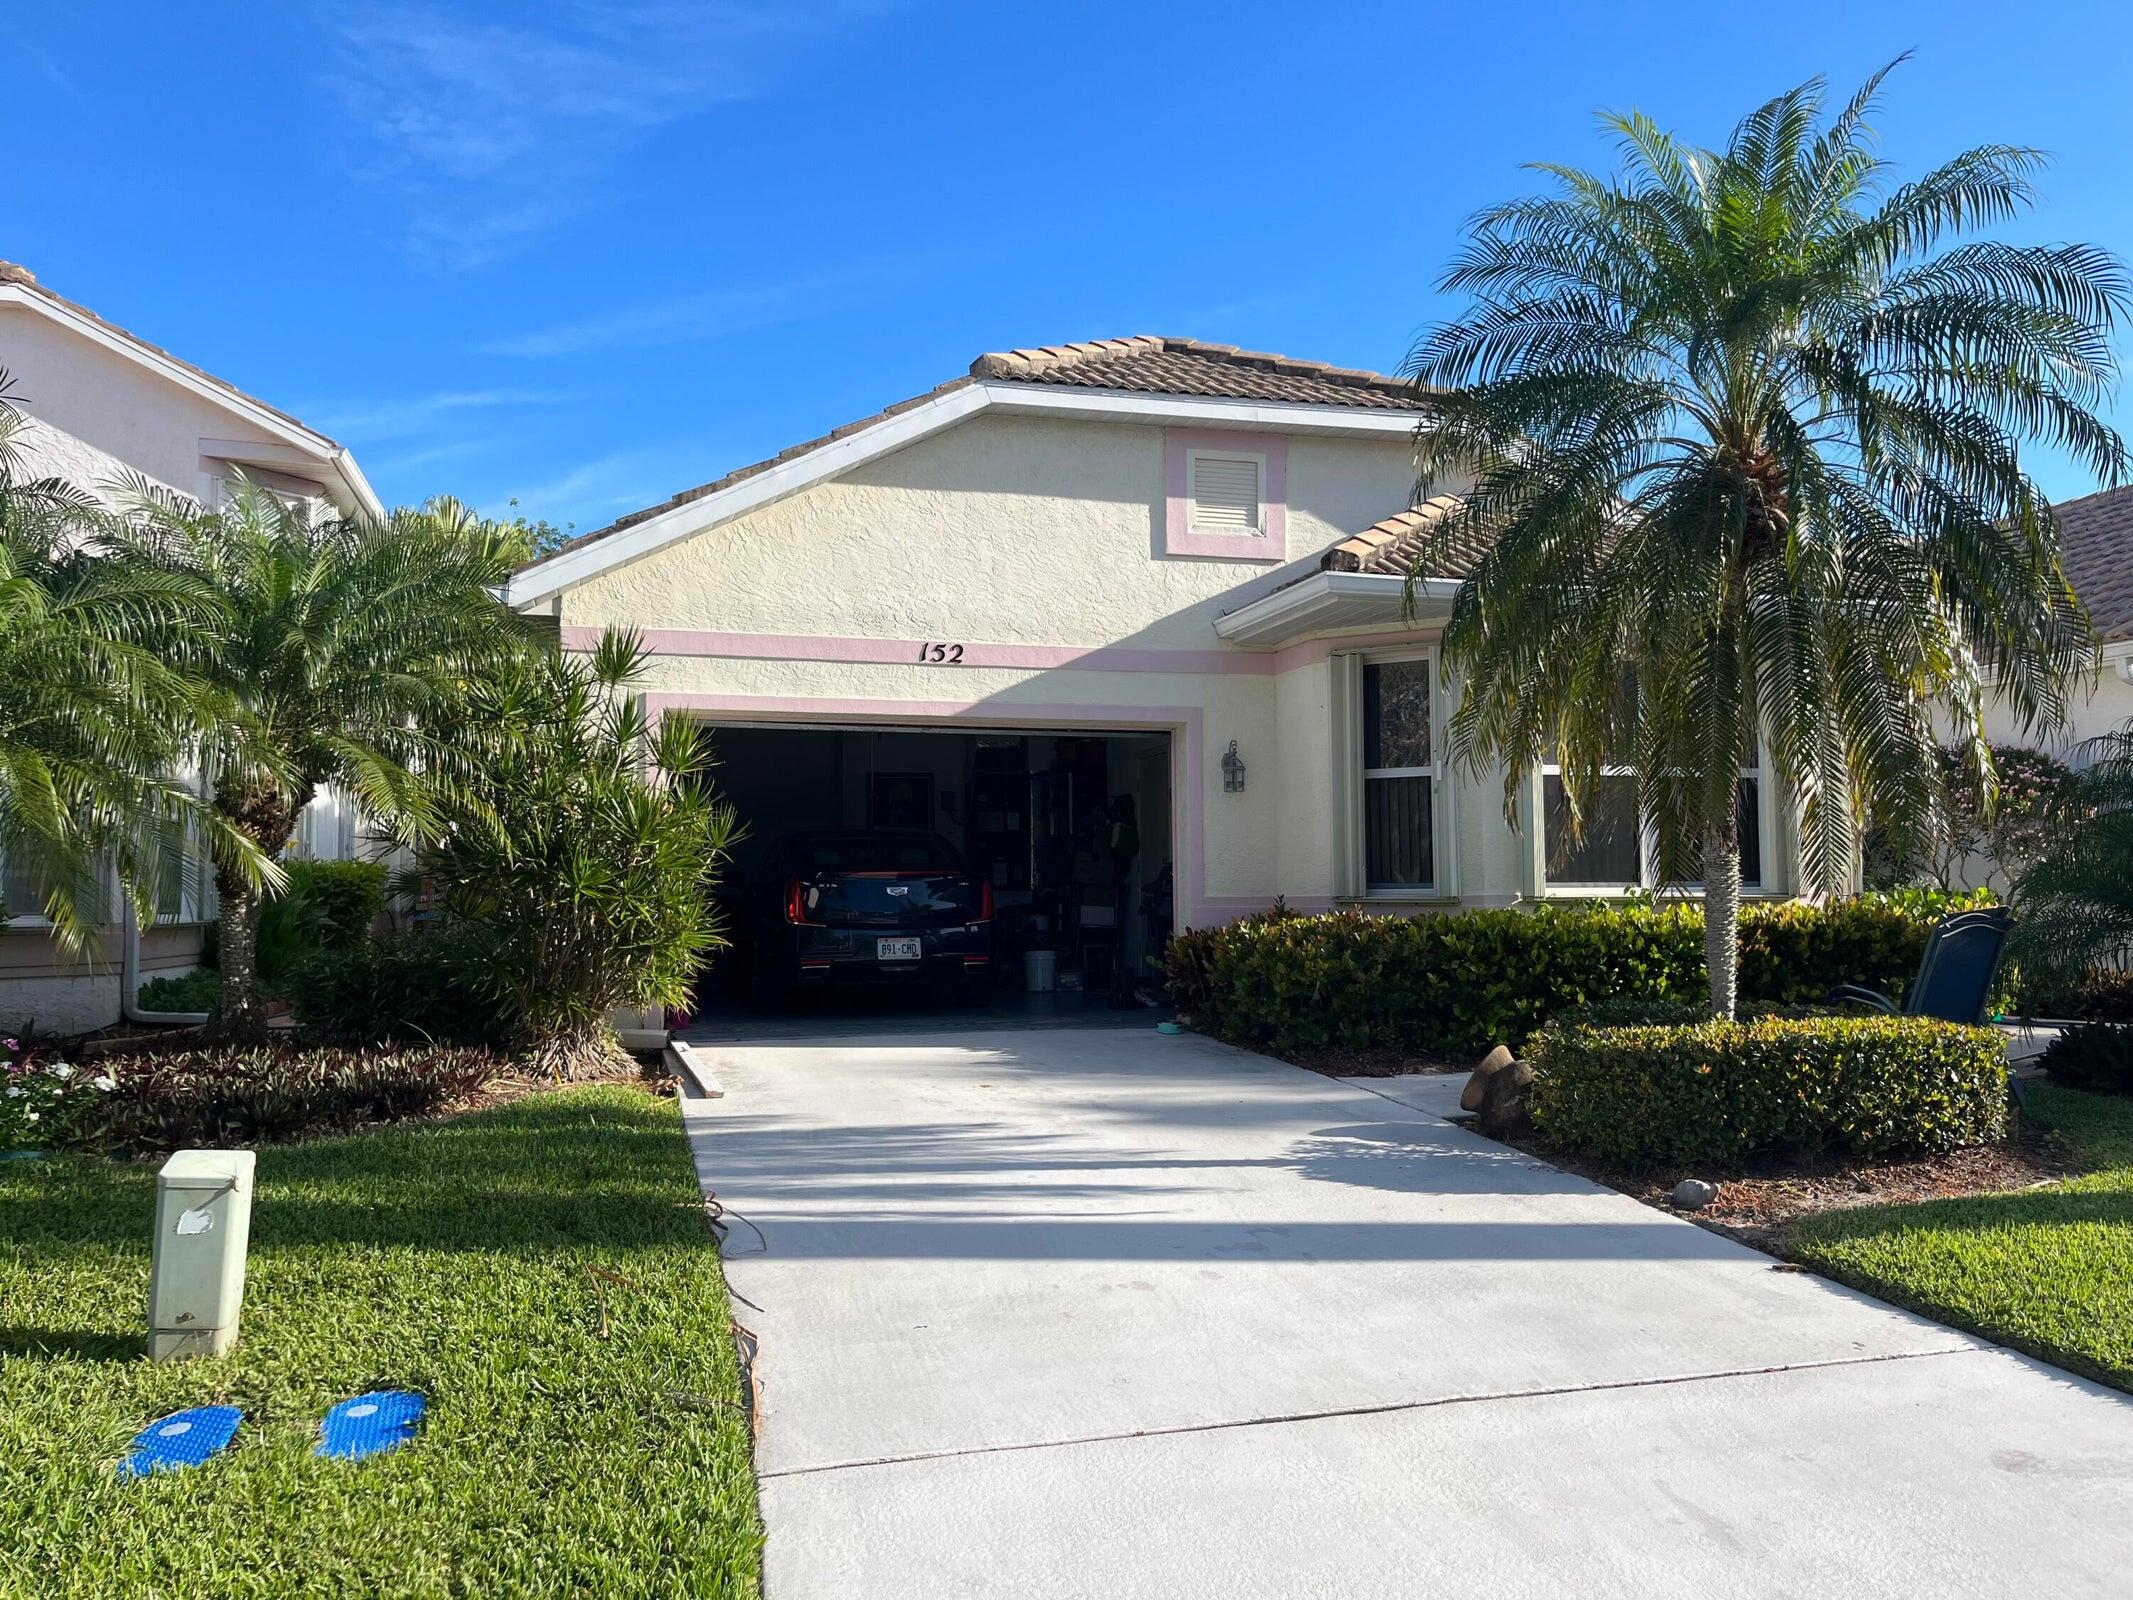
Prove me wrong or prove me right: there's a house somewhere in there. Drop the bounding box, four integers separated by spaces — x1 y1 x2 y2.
0 261 377 1034
1983 484 2133 755
505 335 1809 1000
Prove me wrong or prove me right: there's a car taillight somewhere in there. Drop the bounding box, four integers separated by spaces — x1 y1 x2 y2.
978 880 994 921
785 880 812 924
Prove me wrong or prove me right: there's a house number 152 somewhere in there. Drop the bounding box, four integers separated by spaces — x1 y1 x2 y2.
917 642 967 664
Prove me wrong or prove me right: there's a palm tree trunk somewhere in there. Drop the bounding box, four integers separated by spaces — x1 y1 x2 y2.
1704 810 1742 1019
212 864 269 1041
210 782 298 1043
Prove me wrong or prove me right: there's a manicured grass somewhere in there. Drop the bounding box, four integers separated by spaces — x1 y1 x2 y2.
0 1086 763 1598
1788 1084 2133 1393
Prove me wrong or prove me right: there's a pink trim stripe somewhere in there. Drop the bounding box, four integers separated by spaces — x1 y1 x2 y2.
574 623 1446 677
575 625 1276 676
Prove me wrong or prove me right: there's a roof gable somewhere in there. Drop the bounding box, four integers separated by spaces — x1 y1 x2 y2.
507 335 1428 605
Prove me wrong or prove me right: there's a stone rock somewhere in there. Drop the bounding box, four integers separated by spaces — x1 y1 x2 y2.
1671 1178 1719 1211
1461 1044 1518 1112
1475 1059 1536 1140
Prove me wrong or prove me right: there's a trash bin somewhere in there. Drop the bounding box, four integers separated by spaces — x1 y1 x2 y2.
1022 949 1058 993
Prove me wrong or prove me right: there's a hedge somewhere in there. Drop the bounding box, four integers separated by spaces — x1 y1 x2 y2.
288 928 508 1051
1525 1015 2008 1169
1164 894 1982 1059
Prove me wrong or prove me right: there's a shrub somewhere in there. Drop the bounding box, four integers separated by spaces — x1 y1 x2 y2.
410 631 737 1077
2037 1023 2133 1096
290 859 388 950
80 1043 498 1152
1557 997 1709 1029
288 930 506 1050
2 1037 115 1151
1526 1015 2008 1169
138 968 220 1013
2015 968 2133 1023
1164 897 1953 1059
201 858 388 986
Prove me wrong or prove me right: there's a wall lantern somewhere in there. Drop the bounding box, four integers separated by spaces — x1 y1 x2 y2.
1221 740 1246 794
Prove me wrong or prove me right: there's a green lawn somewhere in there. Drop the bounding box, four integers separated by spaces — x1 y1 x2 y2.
1789 1083 2133 1393
0 1086 763 1599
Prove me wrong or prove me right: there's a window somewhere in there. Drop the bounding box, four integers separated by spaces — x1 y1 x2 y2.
2 856 45 924
1541 761 1766 891
1361 659 1437 893
1186 451 1263 534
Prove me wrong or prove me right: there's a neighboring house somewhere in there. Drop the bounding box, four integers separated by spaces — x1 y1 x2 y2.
504 335 1812 997
0 261 378 1035
1982 484 2133 756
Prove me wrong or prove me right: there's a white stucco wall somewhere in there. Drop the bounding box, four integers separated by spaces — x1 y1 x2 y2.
1983 656 2133 760
0 303 305 504
563 414 1423 646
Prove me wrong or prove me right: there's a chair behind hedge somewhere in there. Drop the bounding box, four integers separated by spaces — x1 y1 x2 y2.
1829 907 2012 1025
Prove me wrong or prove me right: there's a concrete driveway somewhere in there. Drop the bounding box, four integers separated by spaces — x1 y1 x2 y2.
680 1024 2133 1598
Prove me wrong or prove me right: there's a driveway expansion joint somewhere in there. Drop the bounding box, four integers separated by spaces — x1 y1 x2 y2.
759 1343 1985 1479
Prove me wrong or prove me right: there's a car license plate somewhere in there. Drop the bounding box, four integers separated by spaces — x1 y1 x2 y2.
877 937 922 961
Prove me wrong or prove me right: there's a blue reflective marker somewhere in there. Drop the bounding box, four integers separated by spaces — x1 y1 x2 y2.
316 1390 426 1461
118 1405 243 1478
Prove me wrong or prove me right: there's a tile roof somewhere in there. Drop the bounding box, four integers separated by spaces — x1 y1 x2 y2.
969 336 1431 410
516 336 1429 577
0 261 339 449
2055 484 2133 642
1318 495 1486 581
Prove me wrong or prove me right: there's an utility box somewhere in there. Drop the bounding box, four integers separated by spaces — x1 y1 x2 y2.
148 1149 256 1361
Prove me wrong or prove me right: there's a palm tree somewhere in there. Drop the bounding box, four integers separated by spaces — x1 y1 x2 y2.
2008 724 2133 983
1404 62 2128 1016
0 385 269 949
118 480 529 1038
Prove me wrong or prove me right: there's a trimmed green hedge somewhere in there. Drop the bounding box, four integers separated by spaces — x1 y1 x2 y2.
1165 894 1982 1058
289 929 507 1051
1526 1015 2008 1169
138 968 219 1013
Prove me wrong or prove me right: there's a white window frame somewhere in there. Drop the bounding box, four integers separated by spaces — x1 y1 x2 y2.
1342 647 1452 901
1183 447 1268 537
1535 750 1773 898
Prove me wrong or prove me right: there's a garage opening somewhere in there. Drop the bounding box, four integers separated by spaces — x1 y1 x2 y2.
691 722 1174 1025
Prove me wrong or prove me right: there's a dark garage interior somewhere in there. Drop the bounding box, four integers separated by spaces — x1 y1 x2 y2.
693 722 1174 1021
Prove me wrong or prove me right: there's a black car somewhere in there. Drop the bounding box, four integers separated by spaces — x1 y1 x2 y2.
734 830 995 1009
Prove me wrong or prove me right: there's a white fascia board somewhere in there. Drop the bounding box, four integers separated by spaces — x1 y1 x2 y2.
977 381 1429 438
1213 570 1459 648
503 383 994 608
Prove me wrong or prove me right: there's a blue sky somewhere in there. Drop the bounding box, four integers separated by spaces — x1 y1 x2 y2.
6 1 2130 534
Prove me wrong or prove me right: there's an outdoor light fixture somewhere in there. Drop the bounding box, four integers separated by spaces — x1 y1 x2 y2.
1221 739 1246 793
148 1149 255 1360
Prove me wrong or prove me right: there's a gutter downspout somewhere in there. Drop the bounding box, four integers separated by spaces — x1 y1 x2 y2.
122 900 210 1026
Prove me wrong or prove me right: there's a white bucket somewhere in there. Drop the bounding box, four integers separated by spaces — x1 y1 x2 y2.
1022 949 1058 993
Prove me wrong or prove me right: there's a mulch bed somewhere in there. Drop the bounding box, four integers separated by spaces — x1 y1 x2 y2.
1268 1042 1466 1078
1478 1112 2076 1251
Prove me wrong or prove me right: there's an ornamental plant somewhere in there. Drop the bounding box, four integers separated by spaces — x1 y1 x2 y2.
1 1036 115 1152
409 630 739 1078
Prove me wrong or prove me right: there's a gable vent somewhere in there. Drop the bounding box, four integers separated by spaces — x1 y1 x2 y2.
1189 453 1262 533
